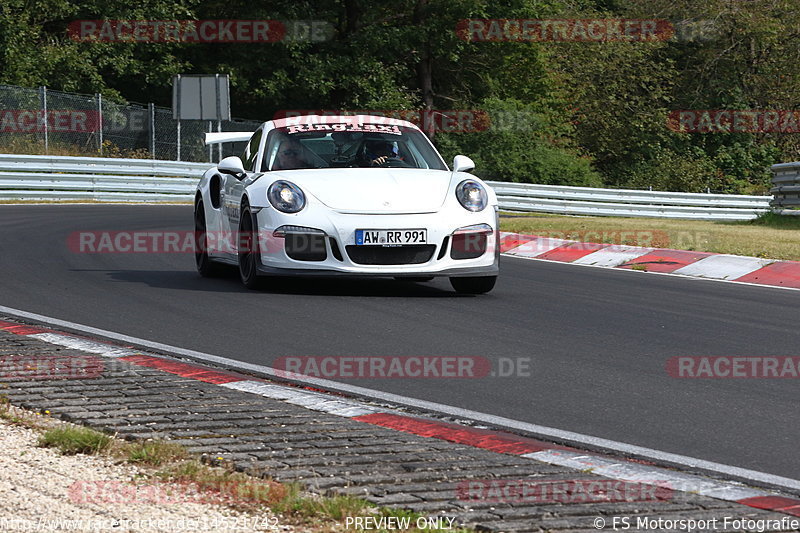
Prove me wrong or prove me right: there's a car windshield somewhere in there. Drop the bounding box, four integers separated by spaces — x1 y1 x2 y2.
263 123 448 171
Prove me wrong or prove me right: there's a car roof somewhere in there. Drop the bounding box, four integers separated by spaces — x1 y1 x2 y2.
267 114 421 131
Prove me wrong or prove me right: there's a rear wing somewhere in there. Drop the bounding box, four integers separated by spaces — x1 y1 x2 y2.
204 132 254 145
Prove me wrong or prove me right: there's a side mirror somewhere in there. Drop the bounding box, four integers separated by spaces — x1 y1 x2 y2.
218 156 246 178
453 155 475 173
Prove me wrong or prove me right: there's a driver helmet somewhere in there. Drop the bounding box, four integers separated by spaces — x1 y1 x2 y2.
365 139 398 160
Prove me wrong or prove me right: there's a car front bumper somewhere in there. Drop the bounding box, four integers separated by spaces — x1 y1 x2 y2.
254 205 499 277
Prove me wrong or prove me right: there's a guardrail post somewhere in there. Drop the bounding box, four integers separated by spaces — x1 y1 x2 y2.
217 120 221 162
97 93 103 156
208 120 212 163
40 86 48 155
149 103 156 160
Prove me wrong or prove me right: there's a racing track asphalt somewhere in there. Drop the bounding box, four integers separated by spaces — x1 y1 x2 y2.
0 205 797 481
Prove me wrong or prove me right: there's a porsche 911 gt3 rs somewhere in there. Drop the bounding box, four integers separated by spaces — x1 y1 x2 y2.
194 114 498 294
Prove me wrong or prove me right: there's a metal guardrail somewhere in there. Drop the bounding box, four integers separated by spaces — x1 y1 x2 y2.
0 154 205 203
0 154 778 220
770 162 800 214
487 181 771 220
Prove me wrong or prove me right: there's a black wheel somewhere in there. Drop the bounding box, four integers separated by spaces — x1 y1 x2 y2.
394 276 435 282
194 202 225 277
238 203 263 289
449 276 497 294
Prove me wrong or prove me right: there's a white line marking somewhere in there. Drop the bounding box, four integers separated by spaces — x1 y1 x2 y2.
673 254 774 280
1 303 799 493
526 450 769 501
221 380 304 399
28 332 138 358
697 485 770 501
593 462 727 493
504 237 573 258
502 253 800 293
523 450 622 470
572 245 654 267
220 380 381 417
328 405 379 417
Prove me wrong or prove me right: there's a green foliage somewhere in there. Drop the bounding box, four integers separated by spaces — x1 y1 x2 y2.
125 440 189 466
0 0 194 99
617 147 719 192
0 0 796 192
741 211 800 230
436 97 601 186
38 426 112 455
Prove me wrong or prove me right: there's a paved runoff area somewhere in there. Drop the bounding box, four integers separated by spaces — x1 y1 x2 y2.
1 319 799 533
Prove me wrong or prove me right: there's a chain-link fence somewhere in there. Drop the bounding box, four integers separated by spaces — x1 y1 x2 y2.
0 84 261 162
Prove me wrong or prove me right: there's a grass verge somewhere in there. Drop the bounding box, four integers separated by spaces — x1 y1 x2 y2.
500 211 800 261
39 425 112 455
0 394 57 430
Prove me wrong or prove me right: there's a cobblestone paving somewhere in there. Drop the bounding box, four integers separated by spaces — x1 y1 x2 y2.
0 328 797 533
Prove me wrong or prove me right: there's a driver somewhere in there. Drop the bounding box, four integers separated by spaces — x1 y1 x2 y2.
364 140 400 166
272 139 309 170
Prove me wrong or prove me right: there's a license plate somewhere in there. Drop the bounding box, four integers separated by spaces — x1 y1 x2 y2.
356 229 427 246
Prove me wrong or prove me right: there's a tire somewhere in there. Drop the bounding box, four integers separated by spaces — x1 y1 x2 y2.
238 203 263 289
194 202 225 277
394 276 435 282
449 275 497 294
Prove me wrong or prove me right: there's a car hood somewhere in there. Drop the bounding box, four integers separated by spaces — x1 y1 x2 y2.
266 168 453 214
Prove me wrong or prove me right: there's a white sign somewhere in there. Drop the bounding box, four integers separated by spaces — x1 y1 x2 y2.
172 74 230 120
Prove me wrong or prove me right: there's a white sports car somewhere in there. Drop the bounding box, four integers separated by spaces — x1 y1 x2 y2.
194 114 498 294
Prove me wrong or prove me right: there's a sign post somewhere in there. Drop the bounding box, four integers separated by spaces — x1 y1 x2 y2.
172 74 230 162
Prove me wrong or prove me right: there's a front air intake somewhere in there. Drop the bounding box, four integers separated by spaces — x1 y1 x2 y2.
345 245 435 265
285 234 327 261
450 233 487 260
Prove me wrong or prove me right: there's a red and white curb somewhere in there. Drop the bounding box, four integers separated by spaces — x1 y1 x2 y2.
2 317 799 518
500 232 800 288
28 332 140 358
